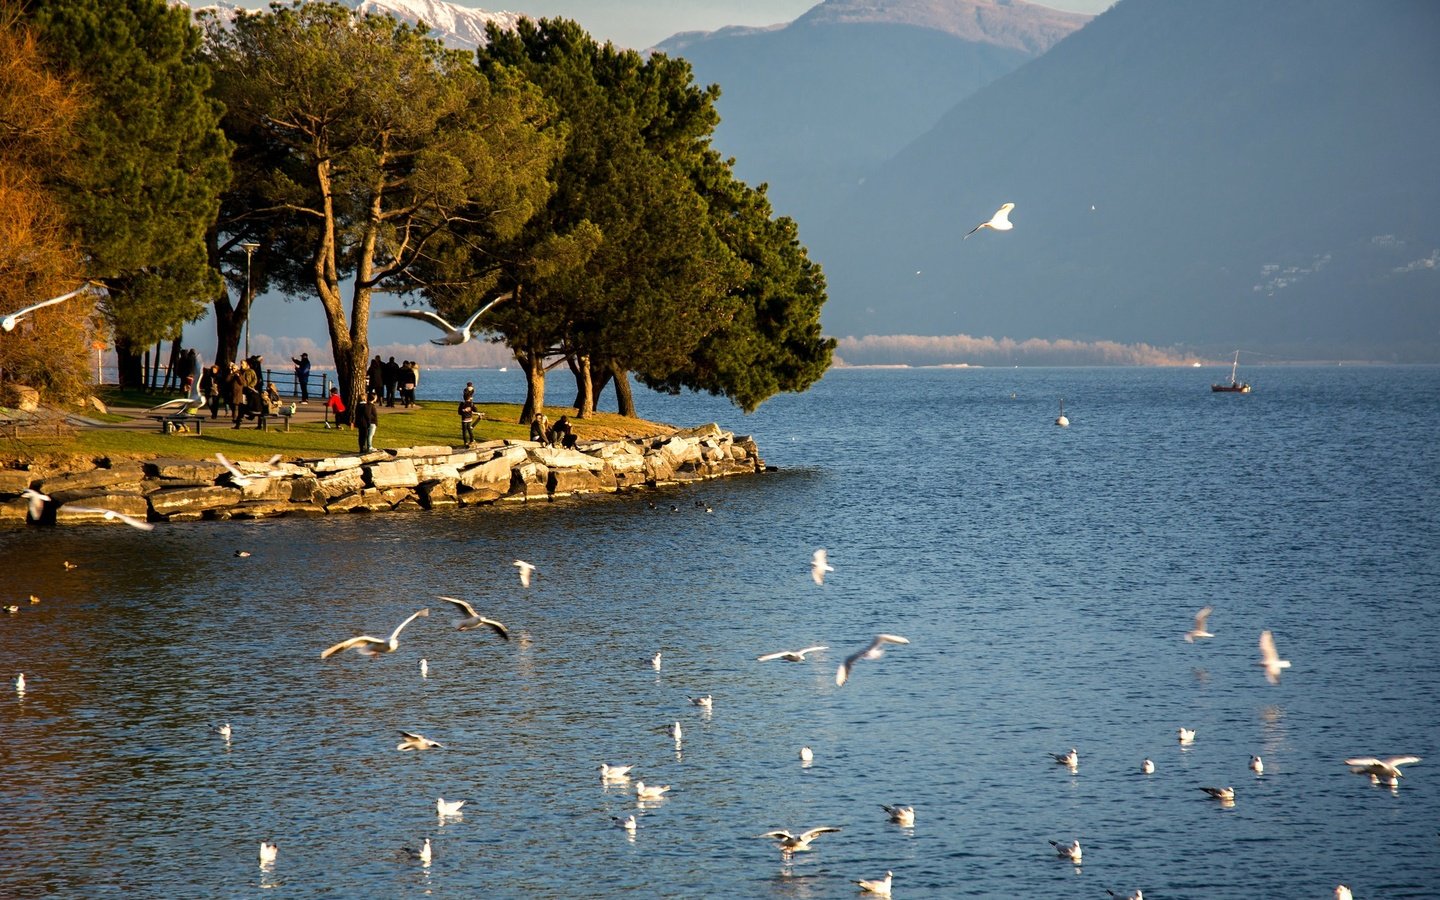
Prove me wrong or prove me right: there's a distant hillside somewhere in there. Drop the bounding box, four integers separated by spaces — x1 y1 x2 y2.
655 0 1090 225
183 0 523 49
808 0 1440 361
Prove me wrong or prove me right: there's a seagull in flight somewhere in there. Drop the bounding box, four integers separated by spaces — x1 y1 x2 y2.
216 452 283 488
811 549 834 585
2 282 94 332
855 871 893 896
759 826 841 856
1345 756 1421 781
836 634 910 686
20 489 49 520
514 560 536 588
382 292 513 346
320 608 430 658
63 505 155 531
1184 606 1214 642
963 202 1015 239
396 730 444 751
435 596 510 639
1258 630 1291 684
757 645 828 663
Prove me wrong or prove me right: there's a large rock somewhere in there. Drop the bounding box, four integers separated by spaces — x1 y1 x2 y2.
457 454 518 491
510 462 549 499
415 462 461 482
38 464 146 495
417 478 458 509
0 498 30 524
144 458 225 485
366 459 419 490
547 467 616 497
307 454 367 474
644 453 675 484
676 423 724 440
316 467 365 500
147 485 242 516
391 445 453 459
287 475 323 504
2 384 40 412
0 469 34 493
530 446 607 472
239 476 294 502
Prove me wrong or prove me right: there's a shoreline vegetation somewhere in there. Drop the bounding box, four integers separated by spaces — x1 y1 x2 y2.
0 393 764 528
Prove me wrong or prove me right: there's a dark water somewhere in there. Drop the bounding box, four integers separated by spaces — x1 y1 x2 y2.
3 366 1438 898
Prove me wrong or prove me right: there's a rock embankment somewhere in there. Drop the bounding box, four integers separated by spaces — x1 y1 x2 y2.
0 424 763 527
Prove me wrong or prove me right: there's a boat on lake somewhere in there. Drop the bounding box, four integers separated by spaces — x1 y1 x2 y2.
1212 351 1251 393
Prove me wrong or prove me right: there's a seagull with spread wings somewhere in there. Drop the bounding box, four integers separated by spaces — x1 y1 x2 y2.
836 634 910 686
62 505 155 531
2 283 94 332
320 608 430 659
381 292 513 345
963 203 1015 239
1184 606 1214 642
435 596 510 639
759 826 841 856
1258 630 1291 684
757 645 829 663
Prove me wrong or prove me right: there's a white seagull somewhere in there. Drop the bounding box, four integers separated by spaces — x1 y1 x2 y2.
1335 886 1353 900
2 282 93 332
759 826 841 855
514 559 536 588
1250 755 1264 775
634 781 671 801
669 721 683 744
217 722 232 741
436 797 466 817
1055 397 1069 427
756 645 828 663
20 489 49 520
1049 839 1082 863
1184 606 1215 642
420 658 429 678
810 548 834 585
799 746 814 763
1051 748 1079 768
215 452 284 487
689 694 713 709
881 804 915 827
963 202 1015 239
1199 786 1235 801
651 651 663 672
1178 727 1196 745
612 814 637 832
402 838 432 863
1345 756 1421 781
258 841 278 865
1107 891 1143 900
14 673 26 693
435 596 510 639
382 292 513 346
1258 630 1291 684
855 871 893 896
835 633 910 686
1142 758 1155 775
62 505 155 531
320 608 430 658
599 763 635 781
396 730 444 751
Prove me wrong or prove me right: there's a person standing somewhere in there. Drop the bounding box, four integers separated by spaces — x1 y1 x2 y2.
355 392 379 452
291 352 311 403
400 360 418 408
366 355 384 398
458 396 478 446
199 364 222 419
383 356 400 406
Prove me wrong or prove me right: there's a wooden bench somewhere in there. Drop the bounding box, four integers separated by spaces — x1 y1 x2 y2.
149 413 204 434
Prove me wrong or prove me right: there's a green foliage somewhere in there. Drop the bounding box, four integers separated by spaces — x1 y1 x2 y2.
25 0 230 345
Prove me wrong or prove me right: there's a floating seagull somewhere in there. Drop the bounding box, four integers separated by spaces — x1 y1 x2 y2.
599 763 635 781
669 721 683 744
1142 758 1155 775
689 695 712 709
4 606 17 614
420 658 428 678
63 505 155 531
799 746 814 763
436 797 466 817
651 651 662 672
634 781 671 801
234 550 251 558
1199 786 1235 801
217 723 232 741
1258 630 1291 684
396 730 444 751
810 549 834 585
1051 748 1079 768
2 282 93 332
14 673 26 693
611 814 637 832
835 633 910 686
29 595 39 605
757 645 828 663
402 838 432 863
882 804 915 827
20 489 49 520
514 559 536 588
320 608 430 658
1184 606 1215 642
1335 886 1353 900
964 202 1015 239
1107 891 1143 900
855 871 893 896
1178 727 1196 745
1345 756 1421 781
759 826 841 855
382 292 513 346
435 596 510 639
63 561 78 570
1250 755 1264 775
1049 839 1082 863
258 841 278 865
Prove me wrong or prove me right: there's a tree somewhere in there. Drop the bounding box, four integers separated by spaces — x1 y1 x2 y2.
25 0 230 387
204 2 558 408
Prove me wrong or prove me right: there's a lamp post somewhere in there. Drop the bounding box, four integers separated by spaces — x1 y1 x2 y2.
240 240 260 360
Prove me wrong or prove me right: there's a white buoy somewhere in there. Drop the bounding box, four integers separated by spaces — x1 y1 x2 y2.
1055 398 1069 427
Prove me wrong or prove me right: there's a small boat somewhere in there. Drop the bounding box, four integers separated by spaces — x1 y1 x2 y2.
1212 351 1251 393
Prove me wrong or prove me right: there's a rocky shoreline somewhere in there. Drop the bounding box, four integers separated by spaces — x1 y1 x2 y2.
0 424 764 527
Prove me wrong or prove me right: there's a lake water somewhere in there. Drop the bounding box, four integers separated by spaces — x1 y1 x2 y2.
3 366 1438 898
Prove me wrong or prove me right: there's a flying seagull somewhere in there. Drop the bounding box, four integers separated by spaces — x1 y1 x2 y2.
811 549 834 585
396 730 444 751
963 202 1015 239
1184 606 1215 642
320 608 430 658
1345 756 1421 781
1258 630 1291 684
759 826 841 856
855 871 893 896
757 645 828 663
382 292 514 346
63 505 155 531
835 633 910 686
435 596 510 639
215 452 284 487
2 282 94 332
514 559 536 588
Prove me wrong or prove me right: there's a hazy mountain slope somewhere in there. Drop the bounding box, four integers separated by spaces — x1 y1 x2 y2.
656 0 1090 224
183 0 522 49
809 0 1440 359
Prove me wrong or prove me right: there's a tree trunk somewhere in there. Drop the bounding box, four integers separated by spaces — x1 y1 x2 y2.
516 347 546 424
116 339 145 389
568 353 594 418
206 228 244 370
611 366 636 418
592 365 613 411
150 341 163 391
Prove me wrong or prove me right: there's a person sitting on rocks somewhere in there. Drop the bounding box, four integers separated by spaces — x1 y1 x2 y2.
529 413 549 444
551 415 577 449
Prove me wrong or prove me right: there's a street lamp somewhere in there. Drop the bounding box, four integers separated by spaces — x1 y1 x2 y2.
240 240 260 359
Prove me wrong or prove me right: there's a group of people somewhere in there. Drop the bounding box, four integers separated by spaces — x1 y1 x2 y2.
365 356 421 408
196 355 285 429
529 412 578 449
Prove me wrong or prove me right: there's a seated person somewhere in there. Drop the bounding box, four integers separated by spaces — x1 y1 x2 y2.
529 413 549 444
551 415 577 449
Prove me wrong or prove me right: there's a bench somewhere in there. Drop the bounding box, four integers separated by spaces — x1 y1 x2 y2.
150 413 204 434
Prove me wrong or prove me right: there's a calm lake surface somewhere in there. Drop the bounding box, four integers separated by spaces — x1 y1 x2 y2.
3 366 1438 898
